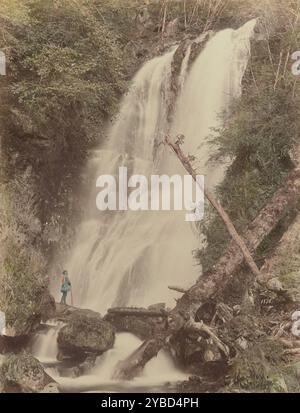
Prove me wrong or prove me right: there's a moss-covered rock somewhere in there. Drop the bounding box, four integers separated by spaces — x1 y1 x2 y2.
57 309 115 360
0 352 56 393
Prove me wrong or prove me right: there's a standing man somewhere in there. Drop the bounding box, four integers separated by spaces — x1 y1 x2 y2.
60 270 72 305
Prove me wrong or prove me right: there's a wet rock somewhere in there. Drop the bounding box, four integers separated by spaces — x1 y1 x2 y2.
0 352 56 393
54 303 102 322
56 354 97 378
57 309 115 360
105 306 167 340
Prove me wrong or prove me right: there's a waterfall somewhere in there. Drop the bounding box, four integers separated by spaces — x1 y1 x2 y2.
31 322 63 364
60 20 256 314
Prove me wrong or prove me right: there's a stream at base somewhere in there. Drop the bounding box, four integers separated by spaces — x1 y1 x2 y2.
32 327 187 393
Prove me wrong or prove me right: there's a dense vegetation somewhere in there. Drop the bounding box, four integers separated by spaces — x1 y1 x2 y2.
0 0 142 333
198 1 300 273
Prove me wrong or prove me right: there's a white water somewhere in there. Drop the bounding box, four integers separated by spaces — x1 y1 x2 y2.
32 322 62 364
45 333 187 392
46 21 256 390
61 47 199 311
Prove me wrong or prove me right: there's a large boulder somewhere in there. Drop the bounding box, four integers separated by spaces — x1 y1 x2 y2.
0 352 57 393
57 307 115 360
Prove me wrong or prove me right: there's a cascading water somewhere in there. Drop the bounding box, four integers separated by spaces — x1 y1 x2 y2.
47 20 256 391
48 333 187 393
172 21 257 189
31 321 63 365
61 47 200 311
61 20 256 314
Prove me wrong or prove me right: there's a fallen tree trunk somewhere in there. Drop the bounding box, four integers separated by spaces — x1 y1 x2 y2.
112 337 165 380
257 211 300 285
165 135 261 279
116 140 300 379
174 164 300 317
107 307 168 317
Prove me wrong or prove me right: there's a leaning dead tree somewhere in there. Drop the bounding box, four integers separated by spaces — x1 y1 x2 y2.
165 135 261 280
114 137 300 380
170 138 300 318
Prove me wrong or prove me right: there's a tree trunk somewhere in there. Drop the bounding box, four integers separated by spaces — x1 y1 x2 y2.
258 210 300 285
107 307 168 318
115 141 300 380
165 135 261 279
174 144 300 317
112 337 165 380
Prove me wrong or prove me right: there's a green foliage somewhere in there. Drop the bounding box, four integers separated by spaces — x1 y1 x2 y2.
0 0 152 337
226 314 285 391
0 167 48 334
1 0 128 147
229 341 285 391
1 239 48 333
198 16 300 272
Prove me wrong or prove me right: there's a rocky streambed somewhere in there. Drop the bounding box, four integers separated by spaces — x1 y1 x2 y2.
2 297 298 393
0 303 189 393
